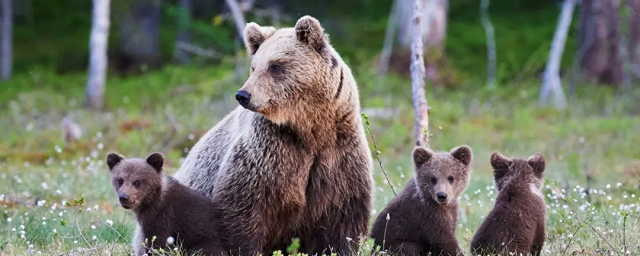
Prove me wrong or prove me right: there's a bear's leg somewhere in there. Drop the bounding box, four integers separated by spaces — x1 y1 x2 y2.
428 232 463 256
305 197 370 256
530 223 546 256
195 242 228 256
393 242 422 256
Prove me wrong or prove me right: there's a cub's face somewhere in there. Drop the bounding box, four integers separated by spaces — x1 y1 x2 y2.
105 152 164 212
412 145 473 205
236 15 338 124
490 152 546 195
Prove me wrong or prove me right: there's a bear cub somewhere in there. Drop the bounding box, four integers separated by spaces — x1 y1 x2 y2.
106 152 226 256
470 152 547 256
370 145 473 256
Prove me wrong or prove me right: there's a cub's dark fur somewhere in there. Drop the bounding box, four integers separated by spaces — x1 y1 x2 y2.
470 152 547 256
106 152 226 256
370 145 473 256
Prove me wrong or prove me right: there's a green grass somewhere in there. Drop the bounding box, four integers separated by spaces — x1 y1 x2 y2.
1 63 640 255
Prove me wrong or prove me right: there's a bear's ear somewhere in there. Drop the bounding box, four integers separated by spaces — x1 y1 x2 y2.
243 22 276 55
106 152 125 171
295 15 329 57
412 146 434 168
450 145 472 166
490 152 511 183
527 153 546 176
490 152 511 170
145 152 164 173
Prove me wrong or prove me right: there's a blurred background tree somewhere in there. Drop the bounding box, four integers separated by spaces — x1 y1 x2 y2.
2 0 640 107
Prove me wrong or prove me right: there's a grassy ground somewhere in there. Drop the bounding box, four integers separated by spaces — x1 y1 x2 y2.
1 63 640 256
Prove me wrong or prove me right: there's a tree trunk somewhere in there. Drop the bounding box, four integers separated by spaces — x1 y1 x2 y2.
579 0 623 86
377 0 399 77
174 0 192 64
480 0 496 88
396 0 447 87
224 0 247 39
1 0 12 81
629 0 640 77
411 0 430 148
539 0 574 110
86 0 111 109
118 0 162 74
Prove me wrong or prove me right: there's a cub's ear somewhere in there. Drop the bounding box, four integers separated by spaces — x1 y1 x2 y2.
243 22 276 55
527 153 546 176
490 152 511 170
412 146 434 168
450 145 472 166
145 152 164 173
490 152 511 183
295 15 329 57
106 152 125 171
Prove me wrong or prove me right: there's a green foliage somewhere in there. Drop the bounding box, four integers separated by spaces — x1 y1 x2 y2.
2 62 639 254
10 0 575 81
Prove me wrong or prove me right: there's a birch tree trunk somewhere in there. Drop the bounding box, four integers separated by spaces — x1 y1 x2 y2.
224 0 246 39
377 0 399 77
411 0 430 147
629 0 640 77
85 0 111 109
118 0 162 73
480 0 496 88
539 0 574 110
1 0 12 81
174 0 192 64
579 0 623 86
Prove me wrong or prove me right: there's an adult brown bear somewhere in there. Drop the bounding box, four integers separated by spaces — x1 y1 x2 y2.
166 15 373 256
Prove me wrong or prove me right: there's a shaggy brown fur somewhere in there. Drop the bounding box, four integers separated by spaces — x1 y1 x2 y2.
171 15 373 256
106 152 226 256
470 152 547 256
369 145 473 256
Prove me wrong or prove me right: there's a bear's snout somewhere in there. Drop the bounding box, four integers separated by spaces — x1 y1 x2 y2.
118 194 129 203
235 90 252 109
436 192 448 203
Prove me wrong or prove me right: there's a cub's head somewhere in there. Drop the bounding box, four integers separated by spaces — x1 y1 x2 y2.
490 152 546 195
237 15 341 124
412 145 473 205
105 152 164 212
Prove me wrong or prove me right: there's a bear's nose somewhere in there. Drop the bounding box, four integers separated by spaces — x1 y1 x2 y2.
119 195 129 203
436 192 447 201
235 90 251 107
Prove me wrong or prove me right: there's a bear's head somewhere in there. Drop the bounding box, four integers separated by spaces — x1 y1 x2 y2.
237 15 342 125
490 152 546 196
105 152 164 212
412 145 473 205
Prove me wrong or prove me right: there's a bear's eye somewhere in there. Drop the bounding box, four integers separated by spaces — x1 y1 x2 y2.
430 177 437 185
269 64 281 74
117 178 123 186
448 176 455 183
133 180 141 187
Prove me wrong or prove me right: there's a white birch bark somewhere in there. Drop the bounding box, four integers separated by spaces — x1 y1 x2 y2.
480 0 496 88
85 0 110 109
377 0 399 77
411 0 430 147
539 0 574 110
225 0 247 38
1 0 12 81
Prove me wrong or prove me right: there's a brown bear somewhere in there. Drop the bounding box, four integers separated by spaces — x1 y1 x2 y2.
106 152 227 256
369 145 473 256
470 152 547 256
170 15 374 256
